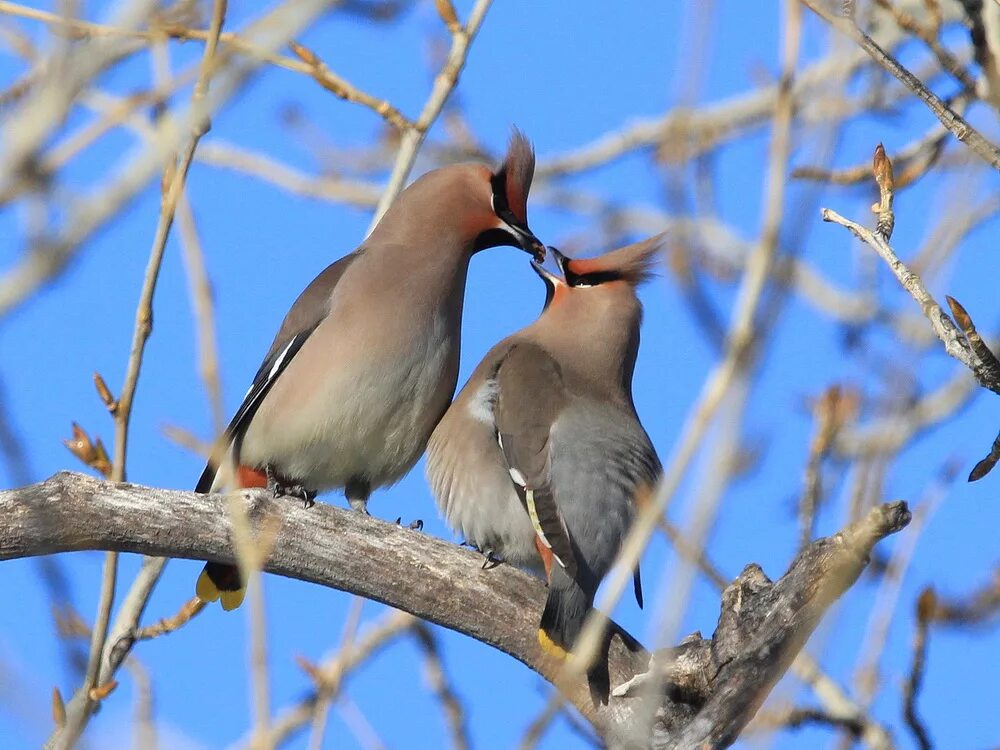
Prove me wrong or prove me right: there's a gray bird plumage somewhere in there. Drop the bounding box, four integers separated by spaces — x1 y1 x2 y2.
195 131 545 610
427 235 665 655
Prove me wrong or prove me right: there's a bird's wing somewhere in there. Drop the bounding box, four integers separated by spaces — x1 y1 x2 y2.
492 342 578 579
195 252 359 493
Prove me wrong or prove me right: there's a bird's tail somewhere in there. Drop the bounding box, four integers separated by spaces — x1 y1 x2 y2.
196 561 246 611
538 564 592 660
194 464 266 610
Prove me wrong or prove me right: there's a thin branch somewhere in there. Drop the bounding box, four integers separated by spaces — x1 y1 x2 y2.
801 0 1000 171
195 140 382 206
534 2 966 178
134 597 206 641
124 657 157 750
288 41 411 130
412 624 470 750
781 705 866 736
367 0 494 228
925 568 1000 626
262 610 416 749
791 104 961 188
0 0 335 320
821 207 999 392
176 192 224 434
834 366 976 457
873 0 976 90
570 0 802 688
51 3 228 745
0 0 413 132
305 597 364 750
903 589 934 750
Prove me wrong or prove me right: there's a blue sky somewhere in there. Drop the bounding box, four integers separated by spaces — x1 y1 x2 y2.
1 1 999 748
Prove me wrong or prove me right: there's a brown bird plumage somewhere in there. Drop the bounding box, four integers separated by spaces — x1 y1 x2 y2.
195 131 545 610
427 235 665 655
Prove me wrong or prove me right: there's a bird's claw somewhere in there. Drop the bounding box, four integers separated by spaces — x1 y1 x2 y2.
395 517 424 532
265 465 316 508
480 548 502 570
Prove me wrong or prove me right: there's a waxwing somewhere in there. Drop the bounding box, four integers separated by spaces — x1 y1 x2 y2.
426 235 664 655
196 131 545 610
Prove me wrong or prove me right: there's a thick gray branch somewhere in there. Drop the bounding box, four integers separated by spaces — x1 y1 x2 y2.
0 473 909 748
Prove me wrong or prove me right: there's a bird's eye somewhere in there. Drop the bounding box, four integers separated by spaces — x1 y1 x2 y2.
567 270 621 288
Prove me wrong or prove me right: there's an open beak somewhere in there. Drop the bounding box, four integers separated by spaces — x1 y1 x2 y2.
548 247 569 274
530 246 567 283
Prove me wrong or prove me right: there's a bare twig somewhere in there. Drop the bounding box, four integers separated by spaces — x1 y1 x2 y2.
195 140 381 206
853 469 951 708
821 208 998 391
412 624 470 750
903 588 934 750
801 0 1000 171
0 1 336 320
834 366 976 457
305 597 364 750
125 657 157 750
262 609 416 749
368 0 494 228
791 99 966 188
571 0 802 689
51 3 228 745
925 568 1000 625
799 385 859 549
873 0 976 89
288 41 411 131
176 192 225 436
133 597 207 641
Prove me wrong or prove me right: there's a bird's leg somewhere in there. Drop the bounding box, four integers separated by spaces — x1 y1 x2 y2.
460 540 502 569
344 477 372 515
265 464 316 509
480 547 502 570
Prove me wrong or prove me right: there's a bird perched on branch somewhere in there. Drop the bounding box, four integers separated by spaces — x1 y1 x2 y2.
195 131 546 610
427 236 664 657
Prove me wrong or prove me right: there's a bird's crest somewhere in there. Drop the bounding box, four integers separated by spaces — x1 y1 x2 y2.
494 129 536 227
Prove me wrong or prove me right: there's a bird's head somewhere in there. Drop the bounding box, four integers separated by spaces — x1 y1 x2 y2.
528 234 665 391
384 129 545 261
473 129 545 261
530 233 665 311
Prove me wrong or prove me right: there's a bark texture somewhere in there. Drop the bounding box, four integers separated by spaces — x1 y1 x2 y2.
0 472 910 748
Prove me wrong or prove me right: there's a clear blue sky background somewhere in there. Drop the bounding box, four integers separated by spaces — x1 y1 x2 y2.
1 2 998 748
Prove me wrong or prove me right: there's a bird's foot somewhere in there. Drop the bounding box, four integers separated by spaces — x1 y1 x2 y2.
265 465 316 508
460 541 502 569
348 496 371 515
480 547 502 570
395 517 424 531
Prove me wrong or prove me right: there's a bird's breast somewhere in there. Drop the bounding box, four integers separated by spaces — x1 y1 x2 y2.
240 309 460 493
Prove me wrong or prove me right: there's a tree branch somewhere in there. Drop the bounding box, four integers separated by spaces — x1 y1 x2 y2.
0 473 909 748
800 0 1000 171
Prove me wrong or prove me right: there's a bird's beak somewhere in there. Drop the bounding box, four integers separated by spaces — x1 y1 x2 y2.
548 247 569 275
498 211 546 262
530 246 567 284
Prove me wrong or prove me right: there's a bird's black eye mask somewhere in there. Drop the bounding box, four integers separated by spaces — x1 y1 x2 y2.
490 169 523 230
475 168 544 260
564 269 623 288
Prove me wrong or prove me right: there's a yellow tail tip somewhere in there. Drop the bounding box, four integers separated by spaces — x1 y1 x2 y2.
196 570 246 610
538 629 569 660
220 587 247 611
195 569 221 603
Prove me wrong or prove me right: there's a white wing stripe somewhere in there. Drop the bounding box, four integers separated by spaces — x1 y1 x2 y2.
268 338 298 382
